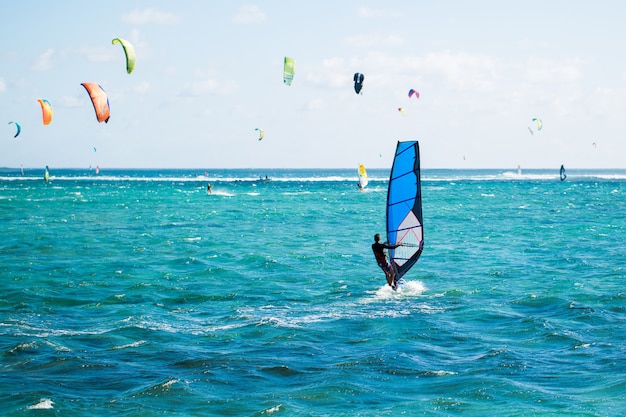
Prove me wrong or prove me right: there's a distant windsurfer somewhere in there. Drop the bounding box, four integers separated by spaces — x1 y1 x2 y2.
207 183 212 194
372 233 403 289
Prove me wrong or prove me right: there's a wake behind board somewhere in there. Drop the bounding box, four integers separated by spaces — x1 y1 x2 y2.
392 278 406 291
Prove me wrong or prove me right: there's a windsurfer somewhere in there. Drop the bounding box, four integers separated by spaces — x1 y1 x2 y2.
372 233 403 288
207 183 212 194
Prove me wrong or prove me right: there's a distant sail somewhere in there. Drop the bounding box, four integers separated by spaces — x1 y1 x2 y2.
560 164 566 181
283 57 296 86
387 141 423 280
358 163 368 189
44 165 50 182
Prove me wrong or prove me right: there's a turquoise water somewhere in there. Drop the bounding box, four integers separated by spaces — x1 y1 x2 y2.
1 168 625 416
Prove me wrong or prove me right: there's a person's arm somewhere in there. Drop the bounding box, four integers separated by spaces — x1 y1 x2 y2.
384 242 403 249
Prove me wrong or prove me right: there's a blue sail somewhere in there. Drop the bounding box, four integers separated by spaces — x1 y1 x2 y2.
386 141 424 280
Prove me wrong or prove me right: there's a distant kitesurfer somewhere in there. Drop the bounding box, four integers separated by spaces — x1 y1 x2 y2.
207 183 212 194
372 233 403 289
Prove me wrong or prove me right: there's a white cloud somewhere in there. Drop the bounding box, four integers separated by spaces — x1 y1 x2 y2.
128 28 147 49
133 82 151 95
180 77 239 96
122 8 182 25
306 58 347 89
304 98 325 111
585 86 626 120
80 46 117 63
525 58 583 83
353 50 503 94
343 34 404 48
356 7 404 19
231 5 266 24
419 51 504 92
58 95 84 107
32 48 55 71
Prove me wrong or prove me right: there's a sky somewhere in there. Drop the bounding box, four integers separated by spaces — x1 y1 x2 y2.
1 1 625 169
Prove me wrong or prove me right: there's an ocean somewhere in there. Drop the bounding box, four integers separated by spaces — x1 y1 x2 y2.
1 167 625 416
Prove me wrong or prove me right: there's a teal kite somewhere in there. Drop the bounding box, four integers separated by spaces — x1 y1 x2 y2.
8 121 20 138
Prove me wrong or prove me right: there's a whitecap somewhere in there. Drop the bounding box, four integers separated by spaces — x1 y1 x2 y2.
262 404 283 414
370 280 427 300
113 340 147 350
208 191 234 197
27 399 54 410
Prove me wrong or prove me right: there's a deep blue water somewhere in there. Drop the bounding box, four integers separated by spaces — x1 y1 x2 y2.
1 168 625 416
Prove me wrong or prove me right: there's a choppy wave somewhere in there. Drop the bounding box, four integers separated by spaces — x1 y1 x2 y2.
2 167 625 415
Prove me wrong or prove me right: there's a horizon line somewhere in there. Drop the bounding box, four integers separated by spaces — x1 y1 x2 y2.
2 166 626 171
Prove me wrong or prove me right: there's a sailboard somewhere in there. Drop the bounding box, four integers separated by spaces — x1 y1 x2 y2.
560 164 567 181
358 163 368 189
387 141 424 282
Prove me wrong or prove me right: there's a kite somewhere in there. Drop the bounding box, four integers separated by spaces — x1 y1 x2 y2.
408 89 420 99
112 38 136 74
283 57 296 86
532 117 543 131
8 121 21 138
37 99 53 125
255 128 265 141
81 82 110 123
398 107 406 116
354 73 364 94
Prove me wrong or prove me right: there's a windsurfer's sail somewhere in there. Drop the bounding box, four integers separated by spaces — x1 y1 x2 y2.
560 164 566 181
358 163 368 189
387 141 423 280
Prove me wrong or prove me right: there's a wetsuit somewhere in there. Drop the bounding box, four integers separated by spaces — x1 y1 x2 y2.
372 241 393 273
